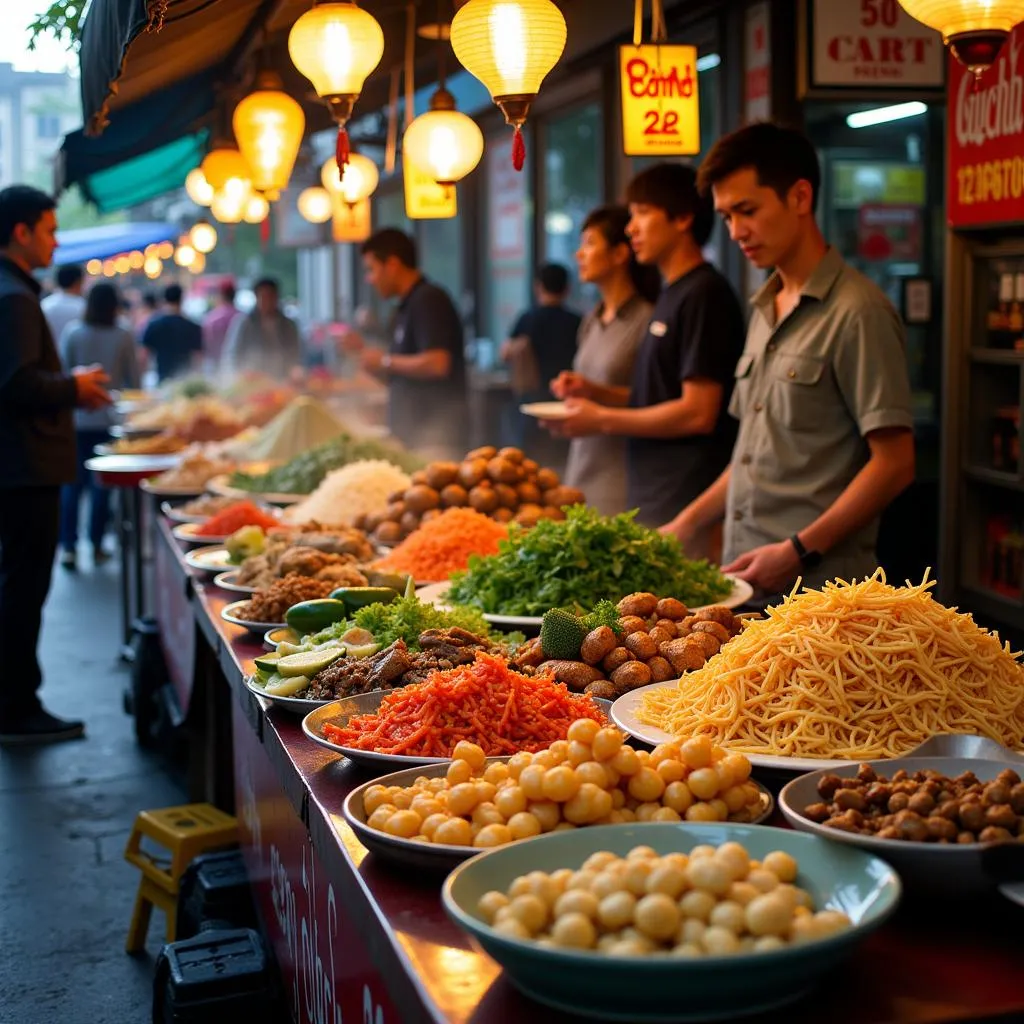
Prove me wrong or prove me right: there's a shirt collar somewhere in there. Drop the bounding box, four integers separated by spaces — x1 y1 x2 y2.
594 293 642 322
398 275 427 311
751 246 845 314
0 256 41 296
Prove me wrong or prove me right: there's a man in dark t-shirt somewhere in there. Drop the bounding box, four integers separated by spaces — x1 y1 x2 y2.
342 229 467 456
141 283 202 381
547 163 745 549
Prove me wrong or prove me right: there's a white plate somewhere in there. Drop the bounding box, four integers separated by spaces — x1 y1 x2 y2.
264 626 301 650
221 600 286 634
415 575 755 630
172 522 231 546
519 401 571 420
244 674 333 713
184 546 236 574
303 693 615 771
206 473 306 506
161 501 209 524
611 681 875 772
143 479 206 497
214 570 258 594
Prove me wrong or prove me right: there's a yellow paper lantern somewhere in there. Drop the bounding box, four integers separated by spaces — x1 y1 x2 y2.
210 176 253 224
185 167 215 206
144 257 163 279
102 260 117 277
403 88 484 187
898 1 1024 73
128 250 145 270
451 0 565 167
298 186 333 223
174 240 196 268
114 254 131 275
243 194 270 224
288 2 385 115
233 71 305 201
157 242 175 260
189 251 207 274
201 144 251 191
86 258 102 276
190 219 218 254
321 152 379 204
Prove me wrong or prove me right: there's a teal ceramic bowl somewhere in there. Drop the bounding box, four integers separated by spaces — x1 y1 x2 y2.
443 823 901 1023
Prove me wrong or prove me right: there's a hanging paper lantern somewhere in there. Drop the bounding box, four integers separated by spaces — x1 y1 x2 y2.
114 254 131 275
189 251 207 274
321 152 379 205
102 260 117 277
185 167 215 206
243 194 271 224
403 87 484 187
233 71 305 201
298 186 333 223
289 1 385 171
190 219 218 254
451 0 566 170
210 175 253 224
898 1 1024 74
128 250 145 270
157 241 175 260
86 258 102 276
201 143 251 191
144 256 163 279
174 239 197 268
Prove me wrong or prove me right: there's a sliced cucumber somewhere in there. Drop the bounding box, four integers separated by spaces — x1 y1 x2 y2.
264 674 311 697
277 648 344 678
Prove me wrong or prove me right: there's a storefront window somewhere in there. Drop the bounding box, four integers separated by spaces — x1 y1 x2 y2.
481 133 533 361
540 103 603 308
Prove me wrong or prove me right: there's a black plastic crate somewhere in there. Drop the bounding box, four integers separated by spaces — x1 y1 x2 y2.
153 928 280 1024
176 850 255 940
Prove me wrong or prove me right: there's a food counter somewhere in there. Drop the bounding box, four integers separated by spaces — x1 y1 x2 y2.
152 516 1024 1024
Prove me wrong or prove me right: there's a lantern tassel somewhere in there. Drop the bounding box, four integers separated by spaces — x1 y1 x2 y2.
336 127 351 173
260 213 271 248
512 126 525 172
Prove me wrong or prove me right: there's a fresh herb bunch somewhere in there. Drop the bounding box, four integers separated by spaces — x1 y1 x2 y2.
447 506 732 615
229 435 423 494
306 592 499 651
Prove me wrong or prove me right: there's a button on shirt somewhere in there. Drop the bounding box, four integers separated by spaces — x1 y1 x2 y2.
724 247 913 587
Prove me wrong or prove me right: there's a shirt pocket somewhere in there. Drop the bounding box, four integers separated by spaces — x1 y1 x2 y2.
729 353 754 415
768 353 828 433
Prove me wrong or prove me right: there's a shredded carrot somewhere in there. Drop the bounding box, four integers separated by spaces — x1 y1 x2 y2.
322 653 605 757
373 507 507 582
195 501 280 536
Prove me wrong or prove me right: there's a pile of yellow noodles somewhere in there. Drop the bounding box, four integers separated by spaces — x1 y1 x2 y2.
638 571 1024 760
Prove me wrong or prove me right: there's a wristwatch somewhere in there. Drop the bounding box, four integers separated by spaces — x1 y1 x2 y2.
790 533 823 569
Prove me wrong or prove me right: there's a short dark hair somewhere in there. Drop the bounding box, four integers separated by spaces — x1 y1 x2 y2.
164 283 183 305
84 282 119 328
581 205 661 305
362 228 417 269
698 122 821 211
56 264 84 289
143 292 158 310
219 279 236 302
0 185 56 247
253 277 278 293
536 262 569 296
625 163 713 247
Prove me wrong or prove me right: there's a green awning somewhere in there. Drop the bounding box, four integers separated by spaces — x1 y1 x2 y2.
75 130 209 213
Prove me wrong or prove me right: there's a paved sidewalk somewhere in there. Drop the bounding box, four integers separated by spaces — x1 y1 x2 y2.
0 554 185 1024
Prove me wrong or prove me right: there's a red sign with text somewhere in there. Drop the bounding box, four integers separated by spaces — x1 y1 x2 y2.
948 25 1024 227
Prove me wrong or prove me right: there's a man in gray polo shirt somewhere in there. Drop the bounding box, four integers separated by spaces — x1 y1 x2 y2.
662 123 914 597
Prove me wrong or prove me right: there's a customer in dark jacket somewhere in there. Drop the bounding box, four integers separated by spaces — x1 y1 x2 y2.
0 185 110 745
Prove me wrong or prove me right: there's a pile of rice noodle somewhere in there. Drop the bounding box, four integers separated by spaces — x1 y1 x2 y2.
282 460 410 527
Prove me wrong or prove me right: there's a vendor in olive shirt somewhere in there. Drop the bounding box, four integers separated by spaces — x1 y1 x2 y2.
342 229 467 455
662 124 915 597
548 164 745 544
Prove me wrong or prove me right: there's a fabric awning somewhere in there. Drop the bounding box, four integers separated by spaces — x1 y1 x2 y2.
55 222 178 263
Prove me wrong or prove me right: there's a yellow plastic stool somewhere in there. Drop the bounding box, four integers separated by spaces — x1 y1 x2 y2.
124 803 238 953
